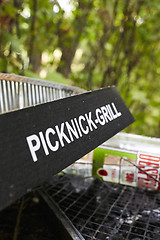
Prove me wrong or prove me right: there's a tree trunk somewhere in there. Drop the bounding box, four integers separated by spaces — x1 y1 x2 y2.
57 0 93 78
28 0 41 73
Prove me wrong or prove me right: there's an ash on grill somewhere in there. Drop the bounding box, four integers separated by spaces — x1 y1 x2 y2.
40 173 160 240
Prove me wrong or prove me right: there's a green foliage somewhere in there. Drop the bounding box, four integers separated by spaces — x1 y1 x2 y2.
45 71 72 85
0 0 160 137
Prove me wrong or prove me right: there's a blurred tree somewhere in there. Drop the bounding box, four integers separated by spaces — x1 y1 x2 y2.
0 0 160 137
57 0 93 78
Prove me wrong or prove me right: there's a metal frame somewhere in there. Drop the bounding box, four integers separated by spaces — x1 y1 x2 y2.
0 73 85 114
39 188 85 240
39 173 160 240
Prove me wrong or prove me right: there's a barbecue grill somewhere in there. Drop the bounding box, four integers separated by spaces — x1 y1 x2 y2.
0 73 160 239
39 173 160 240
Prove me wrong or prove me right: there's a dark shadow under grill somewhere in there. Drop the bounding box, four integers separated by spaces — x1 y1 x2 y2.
39 173 160 240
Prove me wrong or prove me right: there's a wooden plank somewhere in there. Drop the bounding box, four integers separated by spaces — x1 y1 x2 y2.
0 86 134 210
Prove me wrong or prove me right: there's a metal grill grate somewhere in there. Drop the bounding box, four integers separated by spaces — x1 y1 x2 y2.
0 73 84 114
39 173 160 240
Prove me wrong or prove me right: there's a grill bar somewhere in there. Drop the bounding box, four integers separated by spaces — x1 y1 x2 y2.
39 187 85 240
142 195 156 240
92 185 128 239
39 173 160 240
79 182 124 234
0 73 85 114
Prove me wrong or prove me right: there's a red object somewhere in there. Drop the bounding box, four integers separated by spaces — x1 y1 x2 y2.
126 173 134 183
98 169 108 176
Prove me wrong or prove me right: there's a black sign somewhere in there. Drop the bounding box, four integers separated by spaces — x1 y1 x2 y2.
0 87 134 210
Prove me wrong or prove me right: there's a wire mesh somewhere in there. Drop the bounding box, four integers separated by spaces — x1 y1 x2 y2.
40 173 160 240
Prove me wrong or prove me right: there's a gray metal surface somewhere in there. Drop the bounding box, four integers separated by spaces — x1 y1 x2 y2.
0 73 85 114
40 173 160 240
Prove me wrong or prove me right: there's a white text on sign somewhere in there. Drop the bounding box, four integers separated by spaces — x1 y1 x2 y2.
26 102 122 162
